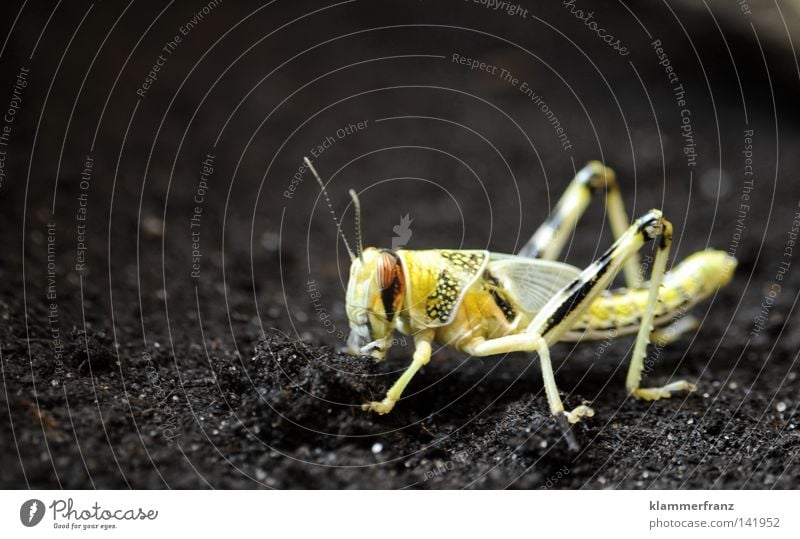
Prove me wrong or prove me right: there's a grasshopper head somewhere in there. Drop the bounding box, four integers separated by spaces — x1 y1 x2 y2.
345 247 405 360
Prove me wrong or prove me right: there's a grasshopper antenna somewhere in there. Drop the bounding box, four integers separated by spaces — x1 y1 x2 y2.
349 189 364 259
304 157 357 262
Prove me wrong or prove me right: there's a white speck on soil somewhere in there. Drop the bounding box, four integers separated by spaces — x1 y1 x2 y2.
371 442 383 454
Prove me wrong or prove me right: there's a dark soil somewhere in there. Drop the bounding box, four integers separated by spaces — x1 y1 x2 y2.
1 1 799 489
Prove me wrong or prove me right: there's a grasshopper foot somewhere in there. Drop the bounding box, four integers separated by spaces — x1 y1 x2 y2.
633 380 697 401
553 404 594 452
362 397 397 415
563 404 595 424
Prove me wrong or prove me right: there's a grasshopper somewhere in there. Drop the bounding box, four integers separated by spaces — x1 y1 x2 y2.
305 157 736 427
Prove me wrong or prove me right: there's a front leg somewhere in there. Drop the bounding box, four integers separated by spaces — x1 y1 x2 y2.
362 330 435 415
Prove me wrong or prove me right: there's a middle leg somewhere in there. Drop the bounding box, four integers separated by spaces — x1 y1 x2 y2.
465 332 594 424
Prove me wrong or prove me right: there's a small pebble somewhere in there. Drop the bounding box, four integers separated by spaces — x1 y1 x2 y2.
142 215 164 236
371 442 383 455
776 402 787 413
261 231 280 251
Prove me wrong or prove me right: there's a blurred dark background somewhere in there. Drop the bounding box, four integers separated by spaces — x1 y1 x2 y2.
1 0 798 488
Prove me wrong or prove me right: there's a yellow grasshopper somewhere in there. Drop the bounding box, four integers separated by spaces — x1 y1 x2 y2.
305 158 736 427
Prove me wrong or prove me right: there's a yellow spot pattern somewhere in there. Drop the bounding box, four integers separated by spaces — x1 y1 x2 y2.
425 251 487 323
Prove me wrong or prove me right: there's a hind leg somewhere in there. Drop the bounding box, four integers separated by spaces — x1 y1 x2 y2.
519 161 642 288
468 209 675 423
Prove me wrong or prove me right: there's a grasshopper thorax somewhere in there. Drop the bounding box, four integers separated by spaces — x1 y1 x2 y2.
346 247 406 359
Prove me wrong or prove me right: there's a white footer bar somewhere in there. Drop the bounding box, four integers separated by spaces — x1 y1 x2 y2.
1 490 797 537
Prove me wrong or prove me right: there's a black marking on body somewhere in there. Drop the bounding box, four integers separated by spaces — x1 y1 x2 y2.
381 275 401 322
365 316 373 337
521 207 567 259
527 212 565 259
482 271 516 322
541 247 614 335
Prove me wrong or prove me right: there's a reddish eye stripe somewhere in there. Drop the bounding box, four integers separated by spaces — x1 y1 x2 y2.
377 252 397 290
375 251 404 322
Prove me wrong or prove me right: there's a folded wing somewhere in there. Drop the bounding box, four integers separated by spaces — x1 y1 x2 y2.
487 255 583 314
